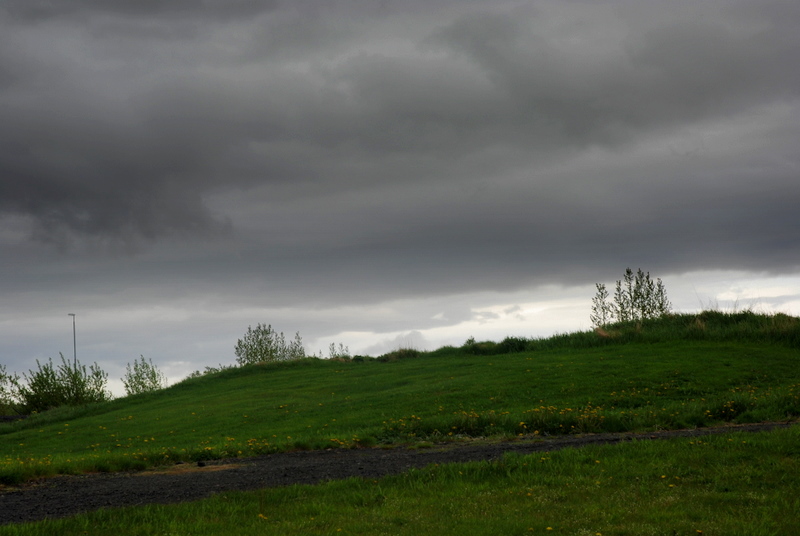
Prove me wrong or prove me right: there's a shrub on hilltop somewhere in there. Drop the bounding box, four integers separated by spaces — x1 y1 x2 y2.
0 354 110 414
234 324 306 365
591 267 672 328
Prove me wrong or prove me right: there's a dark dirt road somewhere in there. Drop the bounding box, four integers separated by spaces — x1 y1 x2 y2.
1 421 794 525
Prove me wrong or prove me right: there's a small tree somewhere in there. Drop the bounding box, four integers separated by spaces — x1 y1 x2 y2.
234 324 306 365
287 332 307 360
592 268 672 327
632 268 659 320
653 277 672 317
122 356 167 396
328 342 350 360
590 283 613 328
614 268 635 323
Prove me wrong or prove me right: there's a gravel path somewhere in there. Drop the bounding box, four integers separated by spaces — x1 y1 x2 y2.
1 421 794 525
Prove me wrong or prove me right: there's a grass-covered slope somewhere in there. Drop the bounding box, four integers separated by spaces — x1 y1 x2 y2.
2 311 799 485
5 426 798 535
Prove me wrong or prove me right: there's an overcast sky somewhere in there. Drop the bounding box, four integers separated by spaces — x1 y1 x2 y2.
2 0 799 395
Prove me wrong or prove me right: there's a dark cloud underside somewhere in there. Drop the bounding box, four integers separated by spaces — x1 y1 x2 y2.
1 0 798 294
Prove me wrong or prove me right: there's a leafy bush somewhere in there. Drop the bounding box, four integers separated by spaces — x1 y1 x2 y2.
122 356 167 396
182 363 237 381
427 345 459 357
497 336 530 354
234 324 306 365
7 354 110 413
377 348 421 362
592 268 672 327
0 364 19 415
461 337 499 355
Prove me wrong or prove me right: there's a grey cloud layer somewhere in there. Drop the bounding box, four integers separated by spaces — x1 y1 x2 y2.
2 0 799 296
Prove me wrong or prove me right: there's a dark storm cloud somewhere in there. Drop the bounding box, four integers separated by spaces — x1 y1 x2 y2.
1 0 277 22
1 0 799 289
432 3 800 146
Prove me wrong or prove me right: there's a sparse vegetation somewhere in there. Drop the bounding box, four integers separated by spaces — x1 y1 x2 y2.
328 342 351 360
377 348 421 362
234 324 306 365
182 363 236 381
590 282 613 327
592 267 672 327
121 356 167 396
0 365 16 416
0 354 109 414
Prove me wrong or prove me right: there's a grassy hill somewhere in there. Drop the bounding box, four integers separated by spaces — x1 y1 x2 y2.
1 310 799 534
2 310 798 485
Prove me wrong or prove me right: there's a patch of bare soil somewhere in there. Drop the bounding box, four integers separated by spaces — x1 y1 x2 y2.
0 421 795 525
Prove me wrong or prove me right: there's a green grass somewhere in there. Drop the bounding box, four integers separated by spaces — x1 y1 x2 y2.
1 312 799 486
2 426 798 535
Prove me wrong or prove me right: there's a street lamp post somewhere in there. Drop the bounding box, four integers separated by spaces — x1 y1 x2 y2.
68 313 76 367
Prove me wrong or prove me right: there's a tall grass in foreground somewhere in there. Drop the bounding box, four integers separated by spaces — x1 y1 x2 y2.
2 426 798 535
1 311 798 486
